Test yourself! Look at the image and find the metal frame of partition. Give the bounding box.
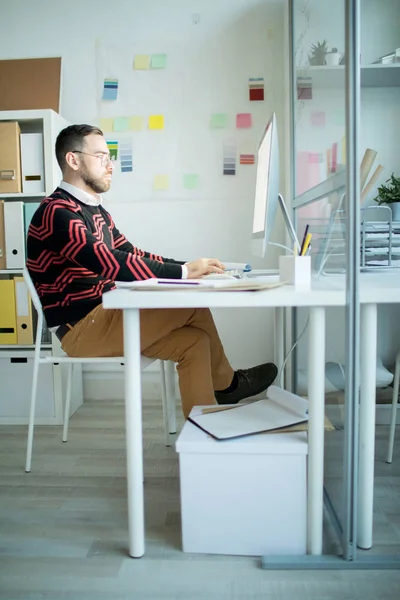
[262,0,400,570]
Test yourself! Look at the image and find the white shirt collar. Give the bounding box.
[59,181,102,207]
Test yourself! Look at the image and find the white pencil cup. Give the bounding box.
[279,255,311,288]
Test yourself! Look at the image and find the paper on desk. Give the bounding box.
[115,278,286,292]
[188,386,309,440]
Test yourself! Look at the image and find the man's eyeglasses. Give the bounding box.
[72,150,113,167]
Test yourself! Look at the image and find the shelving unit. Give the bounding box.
[0,109,83,425]
[296,63,400,88]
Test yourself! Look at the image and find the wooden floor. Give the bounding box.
[0,397,399,599]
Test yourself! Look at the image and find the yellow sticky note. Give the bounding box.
[134,54,150,69]
[153,175,169,190]
[99,118,114,133]
[129,116,144,131]
[149,115,164,130]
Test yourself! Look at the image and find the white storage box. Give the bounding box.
[176,406,308,556]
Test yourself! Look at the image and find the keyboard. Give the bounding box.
[203,273,237,280]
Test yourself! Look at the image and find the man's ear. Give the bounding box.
[65,151,80,171]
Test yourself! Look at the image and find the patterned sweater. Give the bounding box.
[27,188,184,327]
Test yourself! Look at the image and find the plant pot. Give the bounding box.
[325,52,342,66]
[391,203,400,221]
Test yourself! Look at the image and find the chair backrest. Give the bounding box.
[23,267,44,319]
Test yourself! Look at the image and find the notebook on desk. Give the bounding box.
[115,277,285,292]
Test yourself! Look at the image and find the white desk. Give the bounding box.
[102,272,400,557]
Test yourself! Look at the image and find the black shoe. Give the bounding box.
[215,362,278,405]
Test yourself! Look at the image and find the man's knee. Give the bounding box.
[177,326,210,360]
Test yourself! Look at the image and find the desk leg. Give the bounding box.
[123,308,145,558]
[307,306,325,555]
[274,307,284,386]
[357,303,377,550]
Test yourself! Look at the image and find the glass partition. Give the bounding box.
[290,0,400,564]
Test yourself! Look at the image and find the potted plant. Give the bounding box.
[325,47,343,66]
[374,173,400,221]
[308,40,328,66]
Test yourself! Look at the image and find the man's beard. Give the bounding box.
[80,163,111,194]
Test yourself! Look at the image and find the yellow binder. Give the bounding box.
[14,276,33,345]
[0,279,17,344]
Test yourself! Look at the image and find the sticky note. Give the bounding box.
[129,116,144,131]
[113,117,130,132]
[210,113,227,129]
[223,141,236,175]
[119,140,133,173]
[134,55,150,69]
[248,78,264,102]
[154,175,169,190]
[99,118,114,133]
[236,113,252,128]
[149,115,164,130]
[102,78,118,101]
[183,174,199,189]
[239,154,255,165]
[106,141,118,161]
[151,54,167,69]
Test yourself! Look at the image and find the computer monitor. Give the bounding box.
[251,113,299,258]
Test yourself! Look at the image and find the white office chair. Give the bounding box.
[387,350,400,463]
[23,268,177,472]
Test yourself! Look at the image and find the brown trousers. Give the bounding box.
[61,304,234,418]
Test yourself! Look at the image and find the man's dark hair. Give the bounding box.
[55,124,103,171]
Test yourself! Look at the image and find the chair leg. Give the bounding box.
[62,363,74,443]
[159,360,171,447]
[165,361,176,434]
[387,352,400,463]
[25,357,41,472]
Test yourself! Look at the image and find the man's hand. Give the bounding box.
[185,258,225,279]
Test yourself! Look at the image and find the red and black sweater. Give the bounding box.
[27,189,184,327]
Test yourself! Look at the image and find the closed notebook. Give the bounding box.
[188,386,309,440]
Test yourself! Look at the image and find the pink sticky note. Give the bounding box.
[310,111,326,128]
[236,113,252,129]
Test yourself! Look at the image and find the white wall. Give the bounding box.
[0,0,288,370]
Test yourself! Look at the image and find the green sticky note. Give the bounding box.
[151,54,167,69]
[210,113,227,129]
[183,174,199,190]
[113,117,129,132]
